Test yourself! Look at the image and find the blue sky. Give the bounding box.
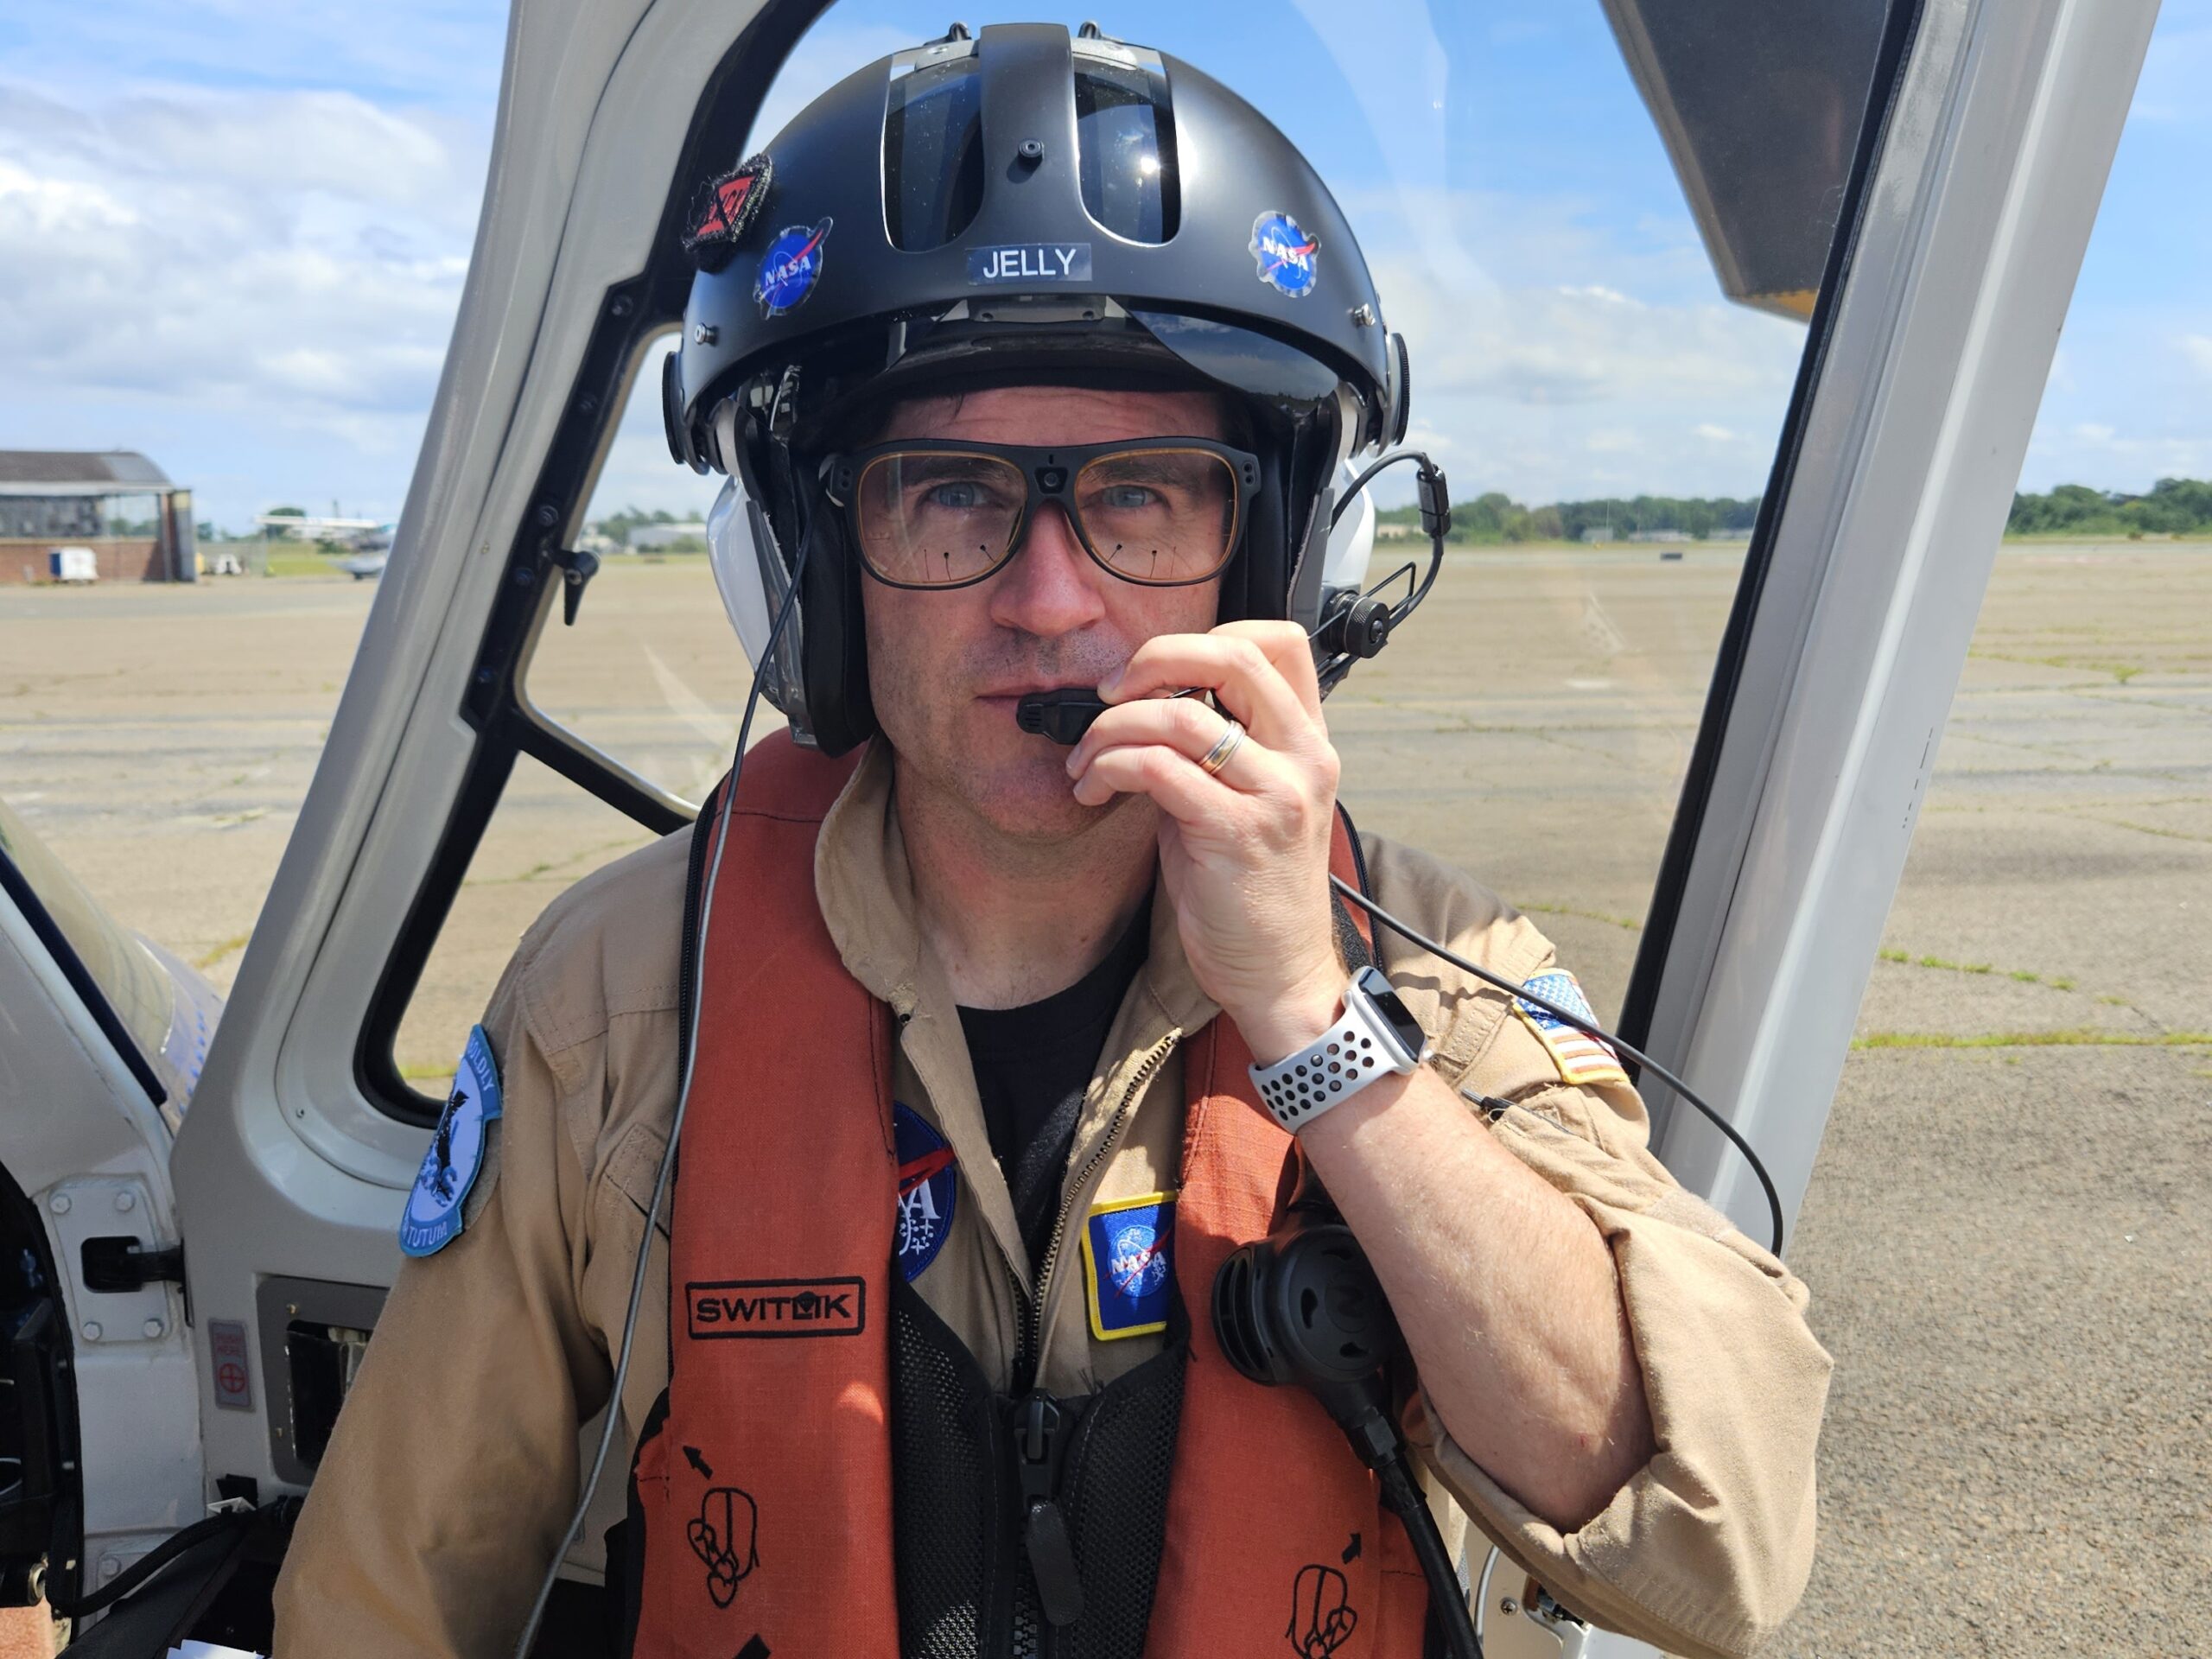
[2,0,2204,529]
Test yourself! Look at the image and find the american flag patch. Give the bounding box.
[1513,970,1629,1086]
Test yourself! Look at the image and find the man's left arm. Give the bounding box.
[1071,620,1831,1659]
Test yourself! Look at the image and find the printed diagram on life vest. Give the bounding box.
[682,1445,760,1610]
[1287,1563,1357,1657]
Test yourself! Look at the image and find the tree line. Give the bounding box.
[1376,477,2212,544]
[1376,493,1762,544]
[2005,478,2212,537]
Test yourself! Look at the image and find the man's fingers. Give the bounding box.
[1104,624,1318,741]
[1066,695,1268,785]
[1071,742,1230,818]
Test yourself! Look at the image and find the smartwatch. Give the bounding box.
[1249,966,1433,1132]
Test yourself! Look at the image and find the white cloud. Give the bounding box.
[1351,191,1806,501]
[0,77,485,522]
[2180,334,2212,378]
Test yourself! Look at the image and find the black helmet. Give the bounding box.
[666,21,1413,754]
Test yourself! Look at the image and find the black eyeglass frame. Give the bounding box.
[818,436,1264,591]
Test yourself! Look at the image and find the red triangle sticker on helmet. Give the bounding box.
[683,153,773,272]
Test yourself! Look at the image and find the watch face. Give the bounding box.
[1356,966,1427,1058]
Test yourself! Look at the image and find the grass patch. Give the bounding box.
[1967,650,2151,684]
[1519,900,1643,932]
[2086,817,2212,847]
[399,1064,456,1084]
[1879,947,2079,992]
[263,550,340,578]
[1855,1029,2212,1051]
[468,835,649,887]
[192,932,250,971]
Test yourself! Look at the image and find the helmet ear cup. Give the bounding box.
[791,479,878,757]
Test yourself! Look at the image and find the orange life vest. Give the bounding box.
[623,732,1430,1656]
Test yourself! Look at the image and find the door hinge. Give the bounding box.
[80,1236,185,1293]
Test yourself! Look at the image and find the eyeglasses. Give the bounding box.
[820,437,1262,590]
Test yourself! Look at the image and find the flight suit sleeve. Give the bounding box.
[271,944,615,1659]
[1360,836,1833,1659]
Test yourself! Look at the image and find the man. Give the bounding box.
[276,24,1828,1658]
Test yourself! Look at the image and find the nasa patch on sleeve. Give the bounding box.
[398,1024,504,1258]
[1081,1192,1177,1341]
[893,1103,958,1281]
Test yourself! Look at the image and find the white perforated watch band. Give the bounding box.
[1249,974,1422,1132]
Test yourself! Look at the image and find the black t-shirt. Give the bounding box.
[957,893,1154,1272]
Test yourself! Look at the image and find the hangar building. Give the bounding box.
[0,451,198,585]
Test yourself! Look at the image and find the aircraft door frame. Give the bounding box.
[150,0,2164,1648]
[1615,0,2161,1249]
[170,0,816,1511]
[0,874,200,1612]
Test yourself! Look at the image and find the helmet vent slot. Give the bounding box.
[1073,56,1178,244]
[885,55,987,251]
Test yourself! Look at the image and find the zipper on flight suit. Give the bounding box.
[999,1033,1178,1654]
[1007,1032,1179,1392]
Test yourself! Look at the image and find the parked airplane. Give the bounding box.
[0,1,2160,1655]
[251,516,397,554]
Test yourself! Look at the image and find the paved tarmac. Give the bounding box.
[0,543,2205,1655]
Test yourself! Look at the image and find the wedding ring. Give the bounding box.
[1198,719,1247,777]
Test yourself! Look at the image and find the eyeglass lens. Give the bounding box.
[854,448,1239,587]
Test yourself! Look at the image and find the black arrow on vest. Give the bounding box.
[734,1639,769,1659]
[684,1445,715,1480]
[1341,1532,1362,1565]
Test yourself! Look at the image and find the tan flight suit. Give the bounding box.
[274,741,1832,1659]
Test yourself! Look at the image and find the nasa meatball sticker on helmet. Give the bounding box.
[398,1024,504,1258]
[753,217,833,318]
[681,151,772,273]
[893,1103,957,1281]
[1250,210,1320,298]
[1081,1191,1178,1340]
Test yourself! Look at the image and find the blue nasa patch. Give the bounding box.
[1249,211,1319,298]
[1081,1192,1177,1340]
[754,217,832,317]
[399,1024,503,1258]
[893,1103,958,1281]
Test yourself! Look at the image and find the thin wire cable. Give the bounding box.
[512,538,812,1659]
[1332,450,1423,529]
[1331,876,1785,1255]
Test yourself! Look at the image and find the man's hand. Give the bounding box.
[1065,620,1344,1060]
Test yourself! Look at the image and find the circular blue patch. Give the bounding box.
[893,1103,958,1281]
[1106,1221,1168,1300]
[399,1025,504,1258]
[1249,211,1319,298]
[754,217,832,317]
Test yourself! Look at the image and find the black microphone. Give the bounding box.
[1014,685,1209,746]
[1014,688,1110,745]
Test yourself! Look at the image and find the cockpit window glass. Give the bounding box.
[0,795,174,1075]
[752,0,1872,1018]
[521,334,764,810]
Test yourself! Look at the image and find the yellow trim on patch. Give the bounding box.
[1080,1189,1178,1343]
[1514,1005,1630,1087]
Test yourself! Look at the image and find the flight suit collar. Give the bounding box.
[812,739,1218,1350]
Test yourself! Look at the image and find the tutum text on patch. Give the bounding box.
[686,1277,867,1339]
[966,242,1094,283]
